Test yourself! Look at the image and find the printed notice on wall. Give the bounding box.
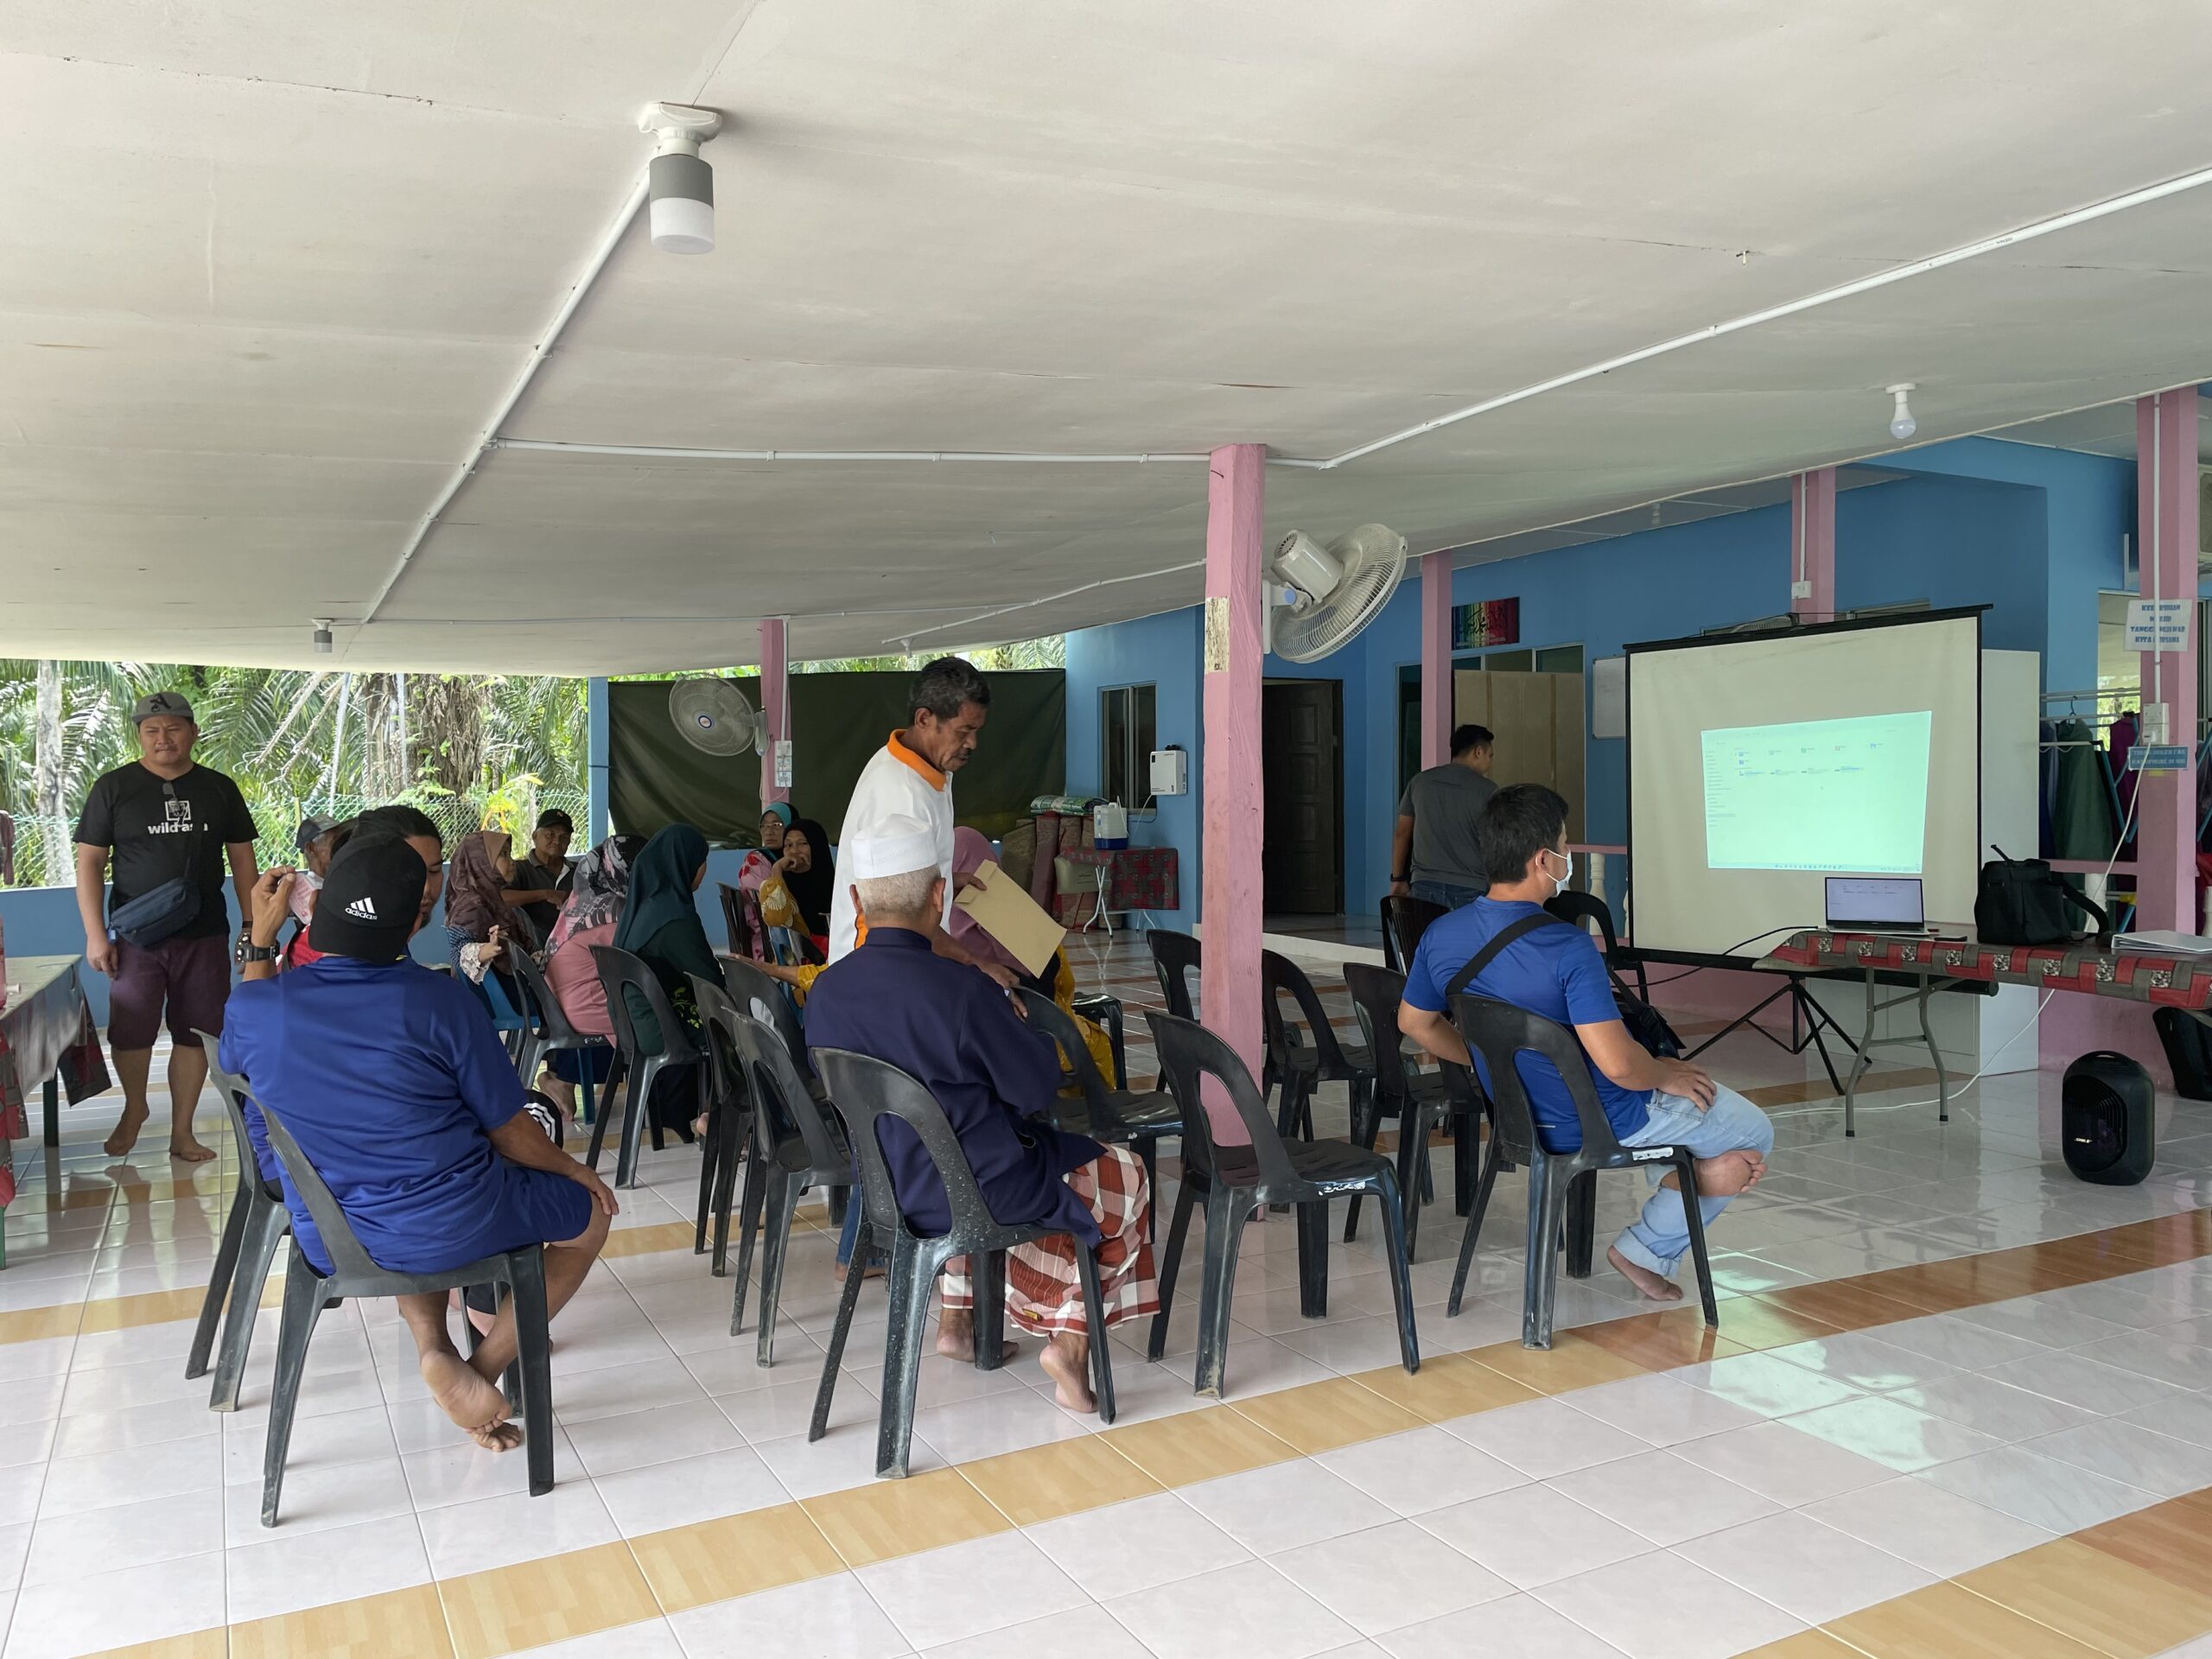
[1205,595,1230,673]
[772,740,793,790]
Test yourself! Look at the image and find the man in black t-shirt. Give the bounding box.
[73,691,260,1161]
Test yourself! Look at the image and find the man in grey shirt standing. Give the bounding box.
[1390,724,1497,910]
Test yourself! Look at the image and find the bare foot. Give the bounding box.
[934,1313,1017,1363]
[467,1421,525,1453]
[168,1134,217,1164]
[835,1262,886,1283]
[421,1349,512,1439]
[1608,1244,1684,1303]
[1039,1333,1096,1413]
[537,1076,577,1121]
[1692,1149,1766,1198]
[103,1105,149,1157]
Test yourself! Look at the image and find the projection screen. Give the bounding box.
[1627,611,1982,962]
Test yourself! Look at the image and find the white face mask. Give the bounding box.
[1540,848,1571,899]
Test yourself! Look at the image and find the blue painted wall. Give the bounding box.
[1061,435,2139,928]
[1065,607,1203,927]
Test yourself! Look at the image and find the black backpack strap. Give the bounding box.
[1443,911,1570,1002]
[2057,882,2113,945]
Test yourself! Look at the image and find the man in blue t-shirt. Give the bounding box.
[1400,784,1772,1303]
[222,834,615,1455]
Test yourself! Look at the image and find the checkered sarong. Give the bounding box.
[941,1144,1160,1337]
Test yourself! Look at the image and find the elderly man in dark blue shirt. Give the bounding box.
[804,821,1156,1413]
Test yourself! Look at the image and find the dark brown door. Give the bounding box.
[1262,678,1343,914]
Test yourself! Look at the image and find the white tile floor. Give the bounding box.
[1,936,2211,1656]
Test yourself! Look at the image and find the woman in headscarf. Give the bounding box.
[731,803,798,960]
[613,822,718,1140]
[444,830,537,1036]
[946,827,1116,1084]
[537,833,644,1117]
[757,817,835,957]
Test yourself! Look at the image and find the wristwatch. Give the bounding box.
[235,933,279,966]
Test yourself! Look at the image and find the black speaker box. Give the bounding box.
[2061,1050,2155,1185]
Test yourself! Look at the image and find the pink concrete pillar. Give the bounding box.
[1201,443,1268,1110]
[1421,550,1452,768]
[1789,467,1837,620]
[759,615,790,810]
[2134,389,2200,932]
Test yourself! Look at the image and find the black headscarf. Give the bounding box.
[780,817,836,935]
[613,823,709,953]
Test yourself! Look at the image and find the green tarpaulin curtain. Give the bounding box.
[607,671,1066,848]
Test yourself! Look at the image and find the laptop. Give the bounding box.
[1825,875,1927,935]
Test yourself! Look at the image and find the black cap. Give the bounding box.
[308,834,427,963]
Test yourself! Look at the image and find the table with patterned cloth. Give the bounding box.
[1761,929,2212,1135]
[0,956,96,1264]
[1052,847,1180,929]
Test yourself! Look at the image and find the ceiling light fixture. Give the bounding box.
[311,619,334,654]
[1887,383,1918,442]
[640,103,723,255]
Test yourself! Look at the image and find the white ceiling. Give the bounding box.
[7,1,2212,671]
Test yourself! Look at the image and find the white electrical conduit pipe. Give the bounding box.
[354,177,650,635]
[365,157,2212,639]
[493,439,1208,464]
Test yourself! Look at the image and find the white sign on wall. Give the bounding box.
[2126,599,2190,651]
[773,740,793,790]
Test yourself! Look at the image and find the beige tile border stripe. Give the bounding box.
[72,1205,2212,1658]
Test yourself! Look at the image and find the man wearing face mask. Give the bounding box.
[1397,784,1770,1305]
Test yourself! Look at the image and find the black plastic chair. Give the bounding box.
[1013,988,1180,1230]
[1546,890,1649,1002]
[1144,1010,1419,1397]
[720,954,850,1230]
[719,955,809,1072]
[506,939,609,1126]
[705,992,855,1365]
[586,944,702,1189]
[1148,928,1200,1020]
[1382,894,1448,976]
[1341,964,1484,1260]
[185,1033,290,1412]
[686,976,754,1272]
[253,1093,555,1524]
[1260,951,1375,1145]
[1070,990,1129,1089]
[808,1046,1117,1477]
[1446,992,1717,1348]
[717,881,752,957]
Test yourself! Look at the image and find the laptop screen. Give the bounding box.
[1826,875,1925,929]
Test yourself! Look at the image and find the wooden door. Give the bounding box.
[1262,679,1343,913]
[1452,669,1586,841]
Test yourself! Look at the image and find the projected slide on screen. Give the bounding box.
[1700,711,1934,873]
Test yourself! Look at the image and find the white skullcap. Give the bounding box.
[846,820,942,881]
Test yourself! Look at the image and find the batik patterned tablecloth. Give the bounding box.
[1767,931,2212,1010]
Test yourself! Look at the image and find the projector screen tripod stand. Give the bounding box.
[1674,969,1855,1096]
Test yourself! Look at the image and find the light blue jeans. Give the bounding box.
[1612,1084,1773,1277]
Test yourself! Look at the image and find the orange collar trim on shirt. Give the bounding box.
[886,730,946,791]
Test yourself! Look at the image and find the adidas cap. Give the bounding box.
[308,832,428,963]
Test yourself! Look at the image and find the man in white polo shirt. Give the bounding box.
[828,657,1015,986]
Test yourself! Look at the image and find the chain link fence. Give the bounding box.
[3,786,589,889]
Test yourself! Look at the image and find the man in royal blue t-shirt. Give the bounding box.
[1399,784,1772,1303]
[222,833,614,1454]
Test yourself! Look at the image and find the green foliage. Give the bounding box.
[0,661,588,887]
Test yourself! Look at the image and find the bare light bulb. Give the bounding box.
[1887,383,1917,442]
